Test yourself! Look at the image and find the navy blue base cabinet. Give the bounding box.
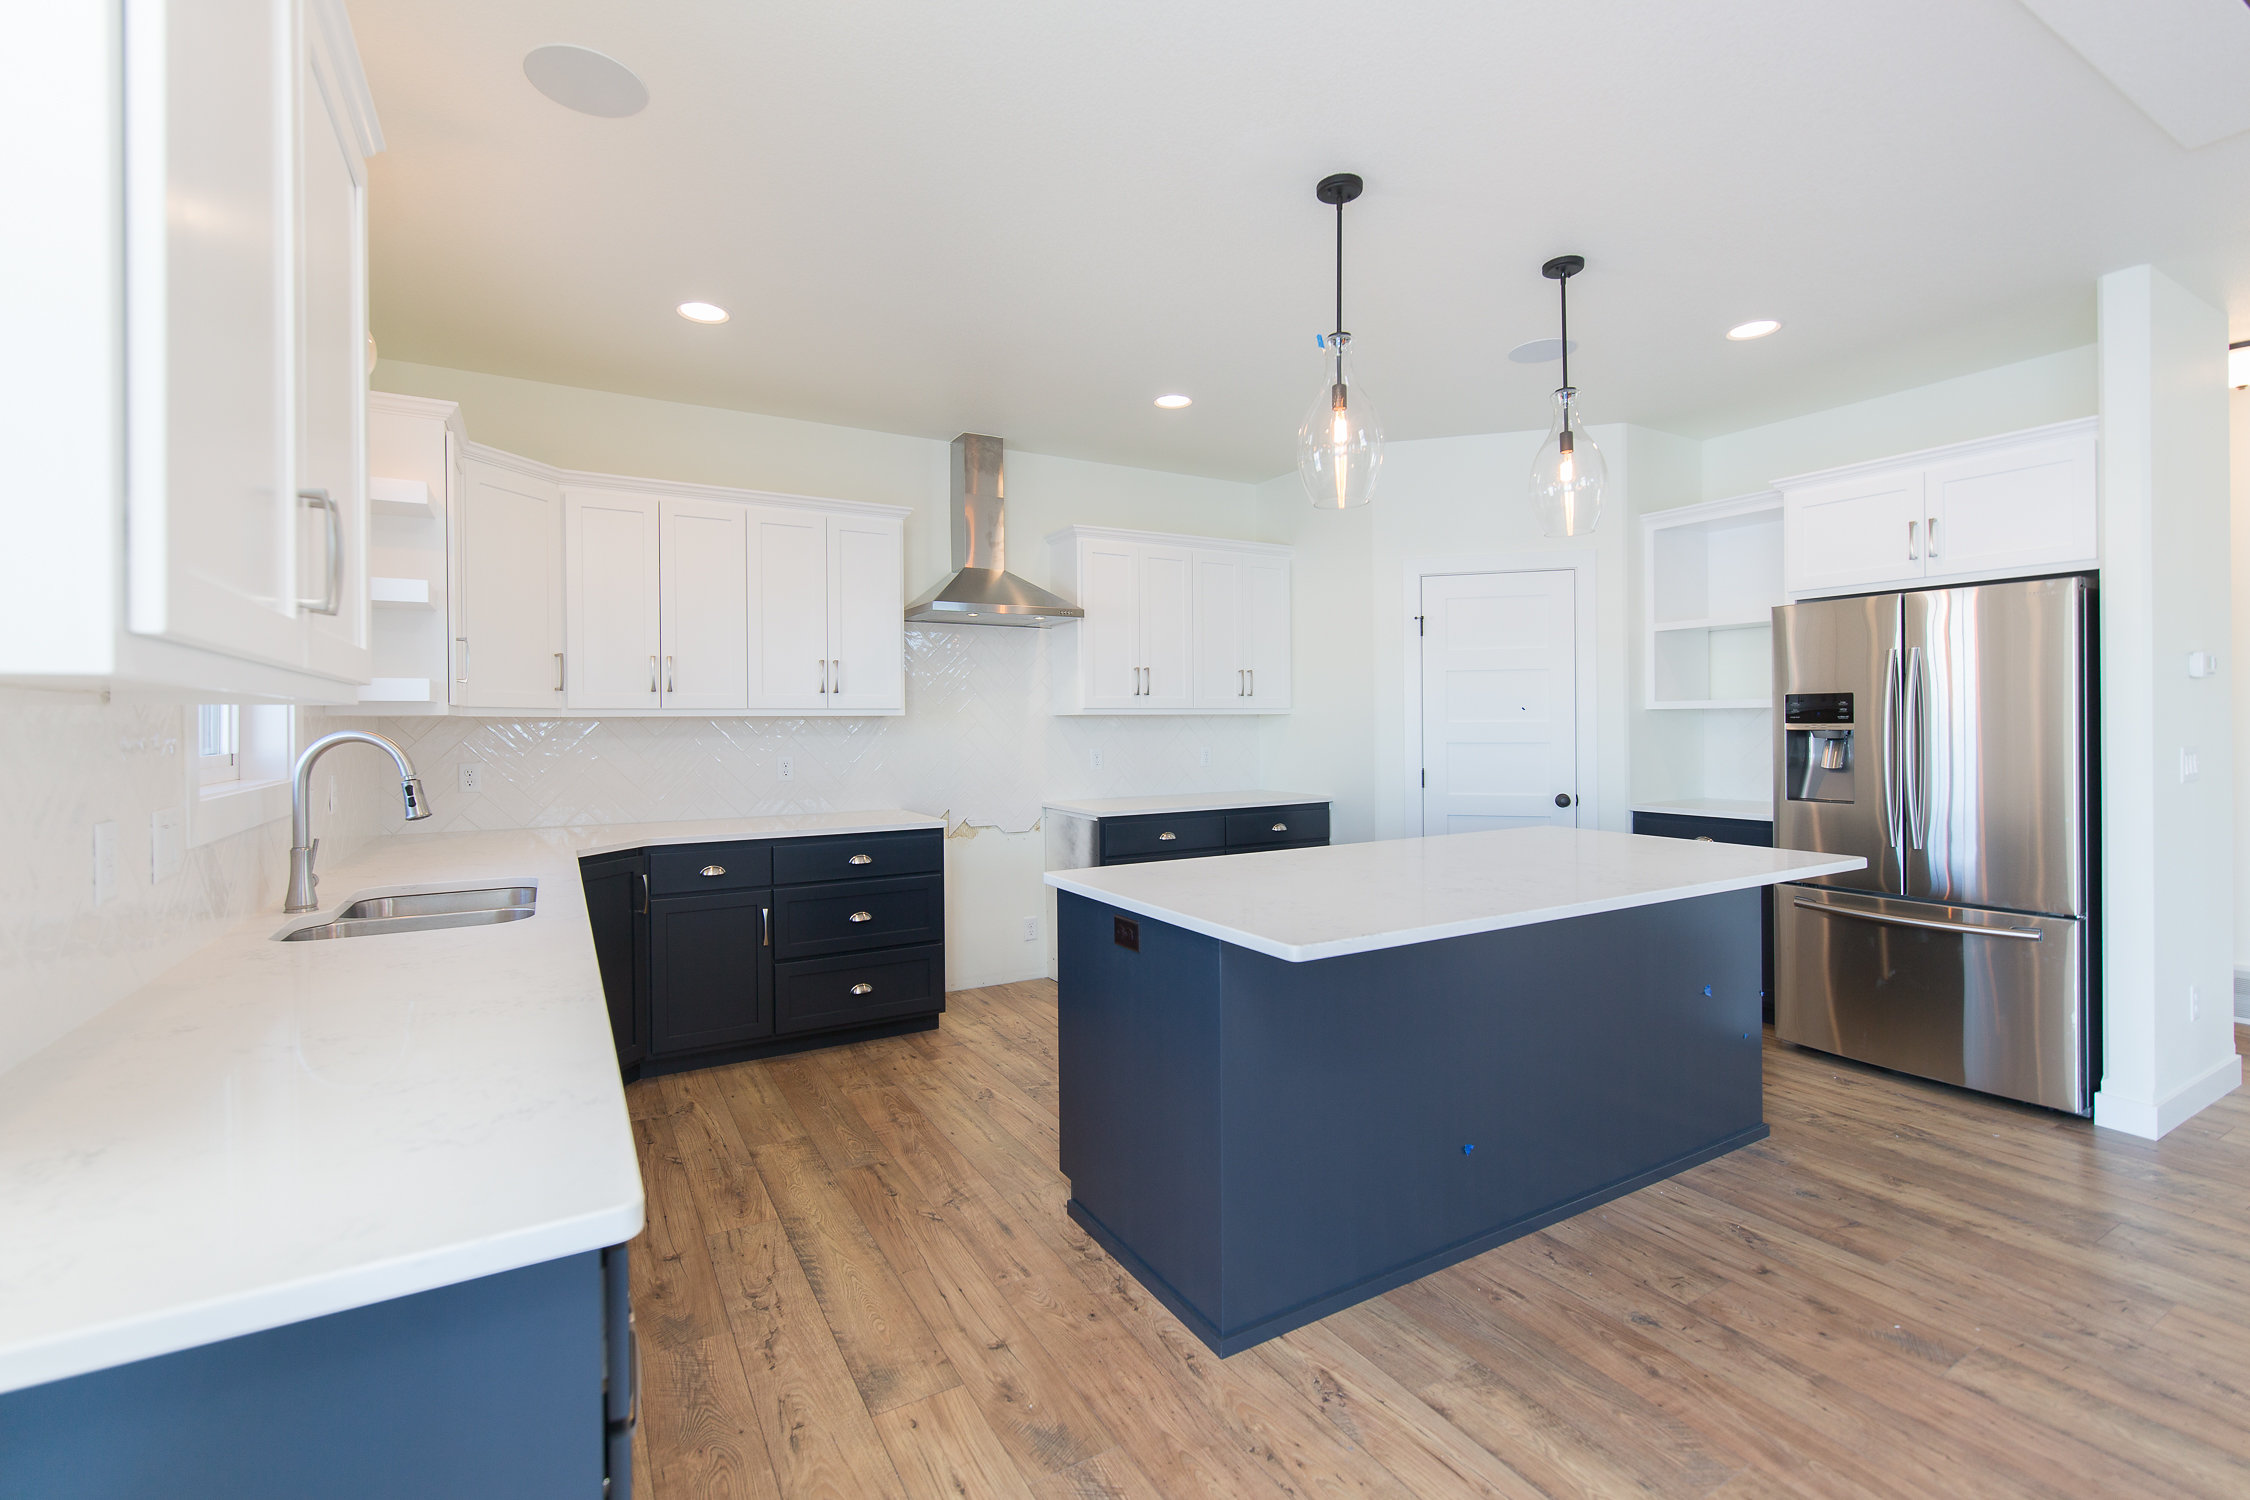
[0,1248,632,1500]
[1632,810,1776,1021]
[1056,888,1767,1356]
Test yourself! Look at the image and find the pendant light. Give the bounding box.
[1297,173,1384,510]
[1528,254,1606,536]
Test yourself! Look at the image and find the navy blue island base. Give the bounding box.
[1056,886,1767,1356]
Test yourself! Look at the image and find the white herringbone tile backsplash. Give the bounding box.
[369,627,1265,836]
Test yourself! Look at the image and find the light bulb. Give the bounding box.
[1298,334,1383,510]
[1529,388,1605,537]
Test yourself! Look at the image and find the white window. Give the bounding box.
[186,704,297,847]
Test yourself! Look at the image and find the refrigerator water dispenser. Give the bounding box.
[1786,729,1855,802]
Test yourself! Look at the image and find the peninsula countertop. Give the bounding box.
[0,810,941,1396]
[1045,824,1863,963]
[1042,790,1330,819]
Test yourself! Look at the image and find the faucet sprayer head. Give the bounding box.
[401,777,431,821]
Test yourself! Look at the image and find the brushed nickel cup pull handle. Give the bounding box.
[1271,822,1287,832]
[1695,835,1715,842]
[848,854,873,865]
[1157,831,1177,841]
[700,865,726,877]
[849,910,874,922]
[850,982,874,995]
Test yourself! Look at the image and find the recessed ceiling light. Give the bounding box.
[1154,394,1192,409]
[523,44,649,118]
[676,301,730,324]
[1727,319,1782,341]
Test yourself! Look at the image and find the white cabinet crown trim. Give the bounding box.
[1046,523,1291,556]
[1768,416,2096,491]
[459,442,911,519]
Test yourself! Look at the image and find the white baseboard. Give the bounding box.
[946,960,1049,993]
[2235,966,2250,1023]
[2094,1050,2244,1139]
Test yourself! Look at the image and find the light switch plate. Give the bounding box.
[150,808,184,882]
[92,821,118,907]
[2181,747,2201,782]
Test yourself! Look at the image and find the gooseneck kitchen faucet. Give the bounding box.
[284,731,432,913]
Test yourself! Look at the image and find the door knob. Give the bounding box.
[1554,793,1573,808]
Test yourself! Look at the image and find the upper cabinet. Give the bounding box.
[0,0,381,700]
[455,453,565,711]
[1049,527,1293,715]
[1780,420,2097,599]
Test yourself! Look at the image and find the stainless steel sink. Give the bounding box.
[278,886,537,941]
[338,886,538,920]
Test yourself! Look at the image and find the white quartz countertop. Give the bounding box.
[0,810,940,1396]
[1042,791,1330,819]
[1630,799,1775,822]
[1045,825,1862,963]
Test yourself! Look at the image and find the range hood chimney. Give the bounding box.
[905,434,1085,627]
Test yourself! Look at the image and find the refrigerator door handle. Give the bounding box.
[1791,895,2042,941]
[1881,645,1904,856]
[1904,644,1929,851]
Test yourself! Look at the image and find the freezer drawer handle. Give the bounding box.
[850,982,874,995]
[848,854,873,865]
[849,910,874,922]
[1791,896,2041,941]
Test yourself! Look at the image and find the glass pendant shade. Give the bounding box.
[1297,335,1384,510]
[1529,387,1605,537]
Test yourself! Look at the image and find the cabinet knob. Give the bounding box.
[700,865,726,877]
[850,982,874,995]
[849,910,874,922]
[1271,822,1287,832]
[848,854,873,865]
[1158,831,1177,841]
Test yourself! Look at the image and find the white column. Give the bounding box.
[2093,264,2242,1137]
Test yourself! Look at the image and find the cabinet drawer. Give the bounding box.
[774,829,941,886]
[1632,812,1774,847]
[1100,813,1225,861]
[649,841,773,896]
[1224,804,1329,850]
[772,873,944,961]
[775,944,945,1035]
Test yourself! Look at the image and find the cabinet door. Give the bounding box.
[1240,554,1293,710]
[1075,536,1141,709]
[294,31,371,683]
[746,506,830,709]
[565,489,661,710]
[1191,551,1246,708]
[579,855,648,1070]
[826,513,904,712]
[649,890,773,1055]
[1784,472,1926,596]
[659,498,749,710]
[123,0,299,669]
[454,460,564,709]
[1137,545,1194,708]
[1922,432,2096,581]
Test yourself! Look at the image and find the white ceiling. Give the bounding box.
[350,0,2250,481]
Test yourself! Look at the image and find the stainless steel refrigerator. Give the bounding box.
[1772,575,2094,1115]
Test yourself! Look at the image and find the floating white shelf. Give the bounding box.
[369,476,436,519]
[1647,698,1771,711]
[357,677,432,703]
[1650,610,1777,634]
[1643,493,1783,712]
[369,576,433,608]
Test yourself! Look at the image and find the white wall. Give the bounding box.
[2094,265,2240,1138]
[2235,383,2250,1016]
[367,362,1274,989]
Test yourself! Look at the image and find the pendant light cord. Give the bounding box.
[1333,198,1346,385]
[1557,273,1569,393]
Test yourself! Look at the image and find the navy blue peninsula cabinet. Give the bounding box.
[1046,825,1860,1356]
[583,822,946,1080]
[1042,792,1332,872]
[1631,800,1778,1021]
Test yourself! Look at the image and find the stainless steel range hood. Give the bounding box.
[905,434,1085,627]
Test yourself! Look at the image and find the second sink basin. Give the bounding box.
[338,886,538,920]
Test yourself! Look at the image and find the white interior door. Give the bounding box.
[746,505,830,709]
[1137,545,1194,708]
[566,490,661,709]
[1420,571,1579,835]
[1191,551,1245,707]
[453,461,562,709]
[1077,538,1141,709]
[826,514,904,712]
[659,498,748,710]
[1240,555,1293,710]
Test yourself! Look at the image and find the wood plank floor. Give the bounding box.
[625,983,2250,1499]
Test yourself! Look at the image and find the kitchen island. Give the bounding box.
[1045,824,1862,1356]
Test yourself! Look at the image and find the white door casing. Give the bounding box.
[453,459,563,709]
[826,513,904,712]
[1419,570,1580,836]
[658,498,749,710]
[747,505,829,709]
[565,490,661,710]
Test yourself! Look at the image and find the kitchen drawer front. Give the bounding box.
[775,944,945,1035]
[1224,804,1330,850]
[649,841,774,896]
[772,873,944,961]
[773,828,942,886]
[1100,812,1225,861]
[1631,811,1773,848]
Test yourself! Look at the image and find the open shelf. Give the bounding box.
[356,677,432,703]
[369,476,436,519]
[1647,698,1772,711]
[369,576,433,608]
[1651,609,1775,634]
[1644,493,1783,714]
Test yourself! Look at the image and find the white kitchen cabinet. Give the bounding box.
[1780,419,2098,600]
[826,514,906,712]
[0,0,380,701]
[453,454,565,710]
[747,506,832,710]
[1050,527,1294,714]
[565,489,661,710]
[660,499,750,711]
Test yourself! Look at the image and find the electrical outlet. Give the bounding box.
[1023,915,1039,943]
[92,821,118,907]
[2181,747,2201,782]
[458,763,484,794]
[1089,749,1103,770]
[779,756,794,781]
[1199,748,1210,767]
[150,808,183,883]
[2189,985,2202,1022]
